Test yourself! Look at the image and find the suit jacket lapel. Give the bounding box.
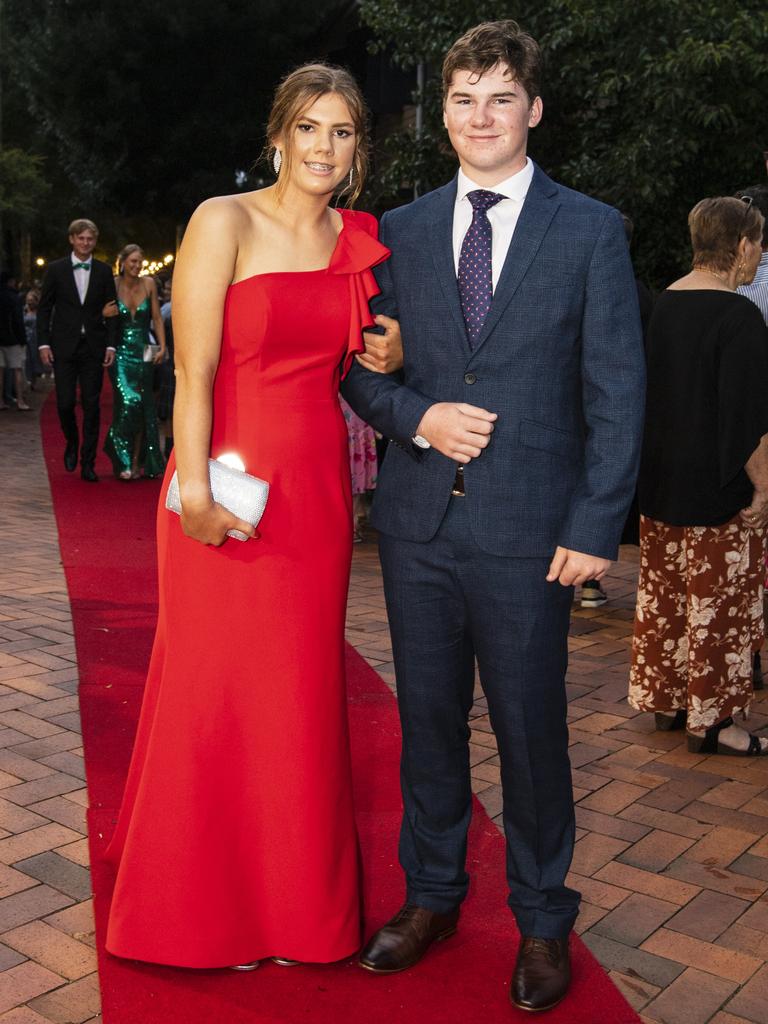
[65,260,82,304]
[427,179,471,353]
[470,164,560,356]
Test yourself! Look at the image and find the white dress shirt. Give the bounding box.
[71,251,92,304]
[452,158,534,291]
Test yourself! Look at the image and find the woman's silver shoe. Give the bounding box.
[272,958,301,966]
[229,961,260,971]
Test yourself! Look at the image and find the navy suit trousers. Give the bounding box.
[379,497,581,939]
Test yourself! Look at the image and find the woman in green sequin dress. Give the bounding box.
[103,245,167,479]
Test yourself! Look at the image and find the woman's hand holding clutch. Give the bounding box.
[180,500,257,546]
[168,459,268,543]
[358,314,403,374]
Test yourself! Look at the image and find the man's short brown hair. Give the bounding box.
[442,20,542,104]
[689,196,764,274]
[67,218,98,237]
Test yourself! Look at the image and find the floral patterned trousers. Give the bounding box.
[629,515,765,731]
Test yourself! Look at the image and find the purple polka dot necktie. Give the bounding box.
[458,189,504,347]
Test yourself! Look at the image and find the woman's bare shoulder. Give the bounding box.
[189,193,252,228]
[186,191,274,246]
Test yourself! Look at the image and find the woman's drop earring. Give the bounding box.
[273,150,282,175]
[348,168,354,190]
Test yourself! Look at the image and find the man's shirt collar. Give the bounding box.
[456,157,534,205]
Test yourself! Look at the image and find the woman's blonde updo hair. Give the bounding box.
[265,63,369,207]
[116,243,144,276]
[689,197,764,274]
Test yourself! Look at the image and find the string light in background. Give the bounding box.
[33,255,174,275]
[140,254,175,276]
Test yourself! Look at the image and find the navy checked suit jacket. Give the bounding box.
[341,164,646,560]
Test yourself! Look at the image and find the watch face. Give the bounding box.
[412,435,430,448]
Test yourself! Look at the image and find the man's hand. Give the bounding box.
[103,349,116,368]
[415,403,497,464]
[357,315,403,374]
[741,490,768,528]
[39,346,54,368]
[547,546,611,587]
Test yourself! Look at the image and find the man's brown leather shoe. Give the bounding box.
[359,903,459,974]
[511,937,570,1012]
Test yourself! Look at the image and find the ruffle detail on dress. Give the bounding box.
[329,210,391,380]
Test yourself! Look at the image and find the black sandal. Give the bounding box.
[655,709,687,732]
[687,716,768,756]
[754,652,764,692]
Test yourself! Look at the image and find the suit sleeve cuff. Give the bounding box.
[399,396,435,446]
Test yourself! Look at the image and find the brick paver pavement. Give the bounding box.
[0,385,101,1024]
[4,392,768,1023]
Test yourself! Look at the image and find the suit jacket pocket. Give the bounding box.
[519,418,581,459]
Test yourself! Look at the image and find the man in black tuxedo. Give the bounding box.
[37,218,118,481]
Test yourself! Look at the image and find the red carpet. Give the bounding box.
[41,394,640,1023]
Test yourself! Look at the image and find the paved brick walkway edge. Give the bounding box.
[0,385,101,1023]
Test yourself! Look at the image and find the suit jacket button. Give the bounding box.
[464,372,477,385]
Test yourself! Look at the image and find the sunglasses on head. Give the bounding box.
[738,193,755,234]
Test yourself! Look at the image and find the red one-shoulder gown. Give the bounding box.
[104,210,389,967]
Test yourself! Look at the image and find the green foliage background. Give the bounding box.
[0,149,49,221]
[359,0,768,286]
[3,0,767,284]
[4,0,345,258]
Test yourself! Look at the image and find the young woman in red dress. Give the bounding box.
[104,64,400,969]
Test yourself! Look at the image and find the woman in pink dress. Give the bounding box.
[339,395,377,540]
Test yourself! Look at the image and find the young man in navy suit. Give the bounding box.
[342,20,645,1012]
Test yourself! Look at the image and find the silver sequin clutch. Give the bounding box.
[165,459,269,542]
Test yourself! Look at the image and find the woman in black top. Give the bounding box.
[630,196,768,755]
